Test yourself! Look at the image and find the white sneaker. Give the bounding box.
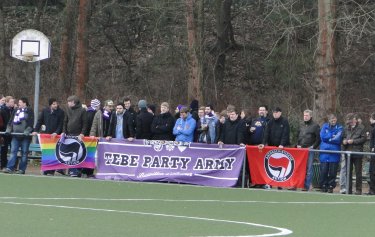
[340,189,346,194]
[264,184,271,190]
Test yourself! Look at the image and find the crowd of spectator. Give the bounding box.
[0,94,374,195]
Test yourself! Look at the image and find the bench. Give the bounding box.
[12,143,42,160]
[28,143,42,160]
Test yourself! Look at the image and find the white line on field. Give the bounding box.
[0,200,292,237]
[0,197,374,204]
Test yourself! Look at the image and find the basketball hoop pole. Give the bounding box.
[34,61,40,128]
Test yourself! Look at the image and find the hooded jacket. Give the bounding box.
[173,113,196,142]
[319,122,343,163]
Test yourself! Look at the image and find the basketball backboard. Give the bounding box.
[10,29,51,62]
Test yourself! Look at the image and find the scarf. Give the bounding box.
[87,106,96,112]
[13,108,27,125]
[103,109,111,120]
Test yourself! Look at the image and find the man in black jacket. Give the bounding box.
[123,97,136,138]
[296,109,321,191]
[151,102,175,140]
[260,107,290,148]
[218,107,246,187]
[33,98,64,136]
[32,98,65,175]
[107,103,134,140]
[218,108,246,146]
[135,100,154,140]
[0,96,15,169]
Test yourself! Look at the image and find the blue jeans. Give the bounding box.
[304,151,315,190]
[7,137,31,172]
[319,162,339,189]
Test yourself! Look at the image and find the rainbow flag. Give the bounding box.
[38,134,97,171]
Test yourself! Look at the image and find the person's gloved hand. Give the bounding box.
[4,129,11,135]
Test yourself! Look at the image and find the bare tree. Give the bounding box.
[33,0,46,30]
[58,0,78,97]
[0,1,6,93]
[314,0,337,122]
[213,0,233,103]
[186,0,203,104]
[75,0,90,100]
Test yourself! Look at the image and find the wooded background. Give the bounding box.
[1,0,375,132]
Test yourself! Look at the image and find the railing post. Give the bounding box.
[242,150,246,188]
[346,153,351,195]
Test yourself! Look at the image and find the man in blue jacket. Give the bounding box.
[173,107,196,142]
[319,114,343,193]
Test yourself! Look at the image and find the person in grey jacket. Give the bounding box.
[341,113,366,195]
[90,100,114,138]
[3,97,34,174]
[296,109,321,191]
[62,95,87,177]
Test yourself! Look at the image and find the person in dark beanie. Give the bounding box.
[135,100,154,139]
[151,102,175,140]
[32,98,65,175]
[259,107,290,148]
[190,99,199,122]
[3,97,34,174]
[147,104,156,116]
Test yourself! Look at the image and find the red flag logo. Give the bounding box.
[246,146,308,188]
[264,150,294,182]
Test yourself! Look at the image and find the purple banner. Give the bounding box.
[96,138,245,187]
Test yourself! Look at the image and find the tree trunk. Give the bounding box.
[58,0,77,97]
[34,0,45,30]
[186,0,203,104]
[75,0,90,100]
[213,0,232,104]
[315,0,337,123]
[0,2,6,93]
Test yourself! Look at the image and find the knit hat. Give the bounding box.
[147,104,156,114]
[176,104,184,111]
[90,99,101,109]
[190,99,199,111]
[138,100,147,109]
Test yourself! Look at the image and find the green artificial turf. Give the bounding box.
[0,174,374,237]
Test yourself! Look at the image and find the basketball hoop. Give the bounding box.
[22,52,35,62]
